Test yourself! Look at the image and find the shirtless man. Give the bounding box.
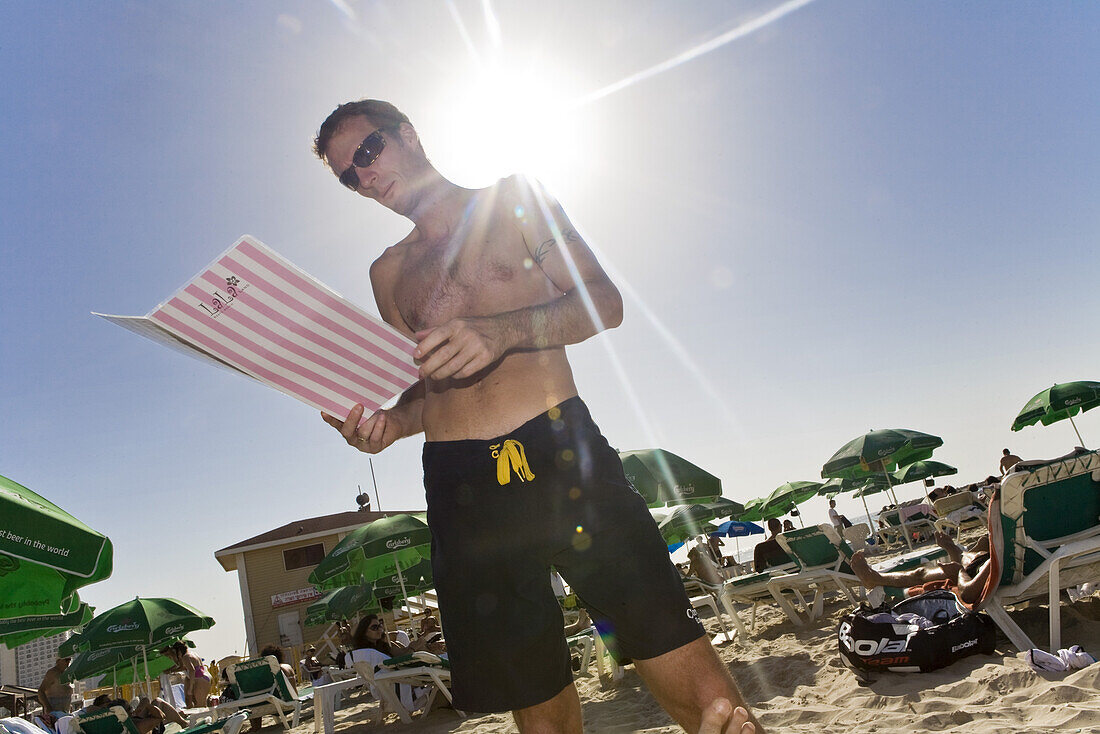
[1000,448,1022,476]
[849,531,993,605]
[314,99,759,734]
[36,657,73,727]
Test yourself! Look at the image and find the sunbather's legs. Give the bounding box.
[511,682,582,734]
[956,555,993,606]
[634,636,759,734]
[152,699,187,727]
[849,551,949,590]
[934,531,965,564]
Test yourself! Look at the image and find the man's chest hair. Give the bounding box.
[394,225,532,330]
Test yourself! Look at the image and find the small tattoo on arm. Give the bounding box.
[534,229,580,264]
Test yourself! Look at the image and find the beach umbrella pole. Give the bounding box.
[882,469,915,551]
[858,492,872,538]
[142,647,151,699]
[392,552,411,631]
[1069,415,1086,448]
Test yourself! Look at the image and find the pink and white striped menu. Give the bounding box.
[95,235,420,420]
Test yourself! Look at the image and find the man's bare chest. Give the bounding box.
[394,228,544,332]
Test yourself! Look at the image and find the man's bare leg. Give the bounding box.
[850,551,948,591]
[634,636,760,734]
[511,682,582,734]
[934,531,965,564]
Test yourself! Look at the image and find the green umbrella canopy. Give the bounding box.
[892,460,958,485]
[370,558,434,600]
[60,598,213,654]
[1012,381,1100,435]
[735,497,768,522]
[309,514,431,591]
[760,481,823,517]
[0,474,113,621]
[304,584,378,628]
[657,504,720,545]
[62,639,193,683]
[618,449,722,507]
[97,653,178,686]
[0,596,92,650]
[821,429,943,480]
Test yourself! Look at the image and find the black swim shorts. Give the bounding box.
[423,397,705,713]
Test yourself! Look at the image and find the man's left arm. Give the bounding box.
[415,184,622,381]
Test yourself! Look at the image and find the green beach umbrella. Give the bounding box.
[657,504,719,545]
[1012,380,1100,446]
[696,496,743,519]
[370,558,434,600]
[60,597,214,654]
[0,474,113,622]
[892,460,958,503]
[98,653,178,687]
[66,639,195,688]
[618,449,723,507]
[821,429,943,479]
[735,497,769,522]
[760,481,824,526]
[310,514,433,629]
[0,595,93,649]
[822,429,943,550]
[309,514,431,591]
[892,460,957,485]
[304,584,378,628]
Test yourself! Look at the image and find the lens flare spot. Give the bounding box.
[524,257,534,270]
[561,449,575,463]
[569,486,581,500]
[514,205,525,218]
[572,529,592,552]
[548,407,561,420]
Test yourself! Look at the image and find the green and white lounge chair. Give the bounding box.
[979,450,1100,652]
[346,655,458,726]
[768,525,862,624]
[74,707,250,734]
[716,560,801,635]
[210,656,302,730]
[73,708,140,734]
[313,653,460,732]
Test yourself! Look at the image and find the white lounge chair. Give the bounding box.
[979,450,1100,652]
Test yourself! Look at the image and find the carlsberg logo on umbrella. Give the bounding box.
[386,537,412,550]
[107,622,139,633]
[164,623,185,635]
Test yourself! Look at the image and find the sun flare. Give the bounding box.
[428,62,592,188]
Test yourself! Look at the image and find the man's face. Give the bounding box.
[324,116,422,215]
[57,657,71,671]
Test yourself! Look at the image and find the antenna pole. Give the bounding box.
[370,457,381,511]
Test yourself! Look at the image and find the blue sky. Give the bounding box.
[3,1,1099,659]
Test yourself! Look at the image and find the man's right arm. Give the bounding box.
[320,248,425,453]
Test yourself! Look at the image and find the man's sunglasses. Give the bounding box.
[338,129,386,191]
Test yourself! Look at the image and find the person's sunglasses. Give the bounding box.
[339,129,386,191]
[368,623,384,631]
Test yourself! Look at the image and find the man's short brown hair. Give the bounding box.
[312,99,412,165]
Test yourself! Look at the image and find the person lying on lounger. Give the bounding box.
[849,531,992,605]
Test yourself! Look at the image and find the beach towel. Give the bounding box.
[1025,645,1096,673]
[838,590,996,675]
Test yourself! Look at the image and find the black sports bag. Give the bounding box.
[837,589,996,674]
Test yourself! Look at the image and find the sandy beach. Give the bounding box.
[281,591,1100,734]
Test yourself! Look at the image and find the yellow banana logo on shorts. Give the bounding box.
[491,439,536,485]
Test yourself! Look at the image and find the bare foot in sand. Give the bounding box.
[699,698,757,734]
